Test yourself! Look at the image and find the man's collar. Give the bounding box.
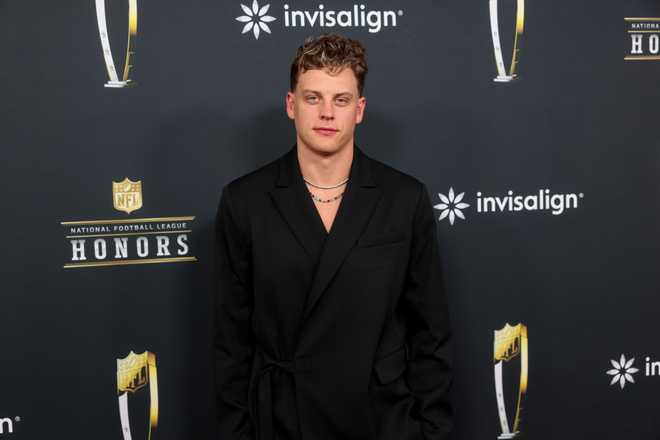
[275,143,376,188]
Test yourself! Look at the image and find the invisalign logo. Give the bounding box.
[477,189,584,216]
[434,187,585,225]
[237,2,404,39]
[0,416,20,435]
[284,4,403,33]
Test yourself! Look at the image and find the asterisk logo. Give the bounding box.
[236,0,276,40]
[434,188,469,225]
[606,354,639,389]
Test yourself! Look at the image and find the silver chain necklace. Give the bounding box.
[303,176,349,189]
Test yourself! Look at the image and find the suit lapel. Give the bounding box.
[301,145,382,324]
[268,145,326,261]
[267,144,382,327]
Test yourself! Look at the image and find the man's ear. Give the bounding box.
[355,96,367,124]
[286,91,295,120]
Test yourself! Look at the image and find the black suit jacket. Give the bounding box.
[214,144,452,440]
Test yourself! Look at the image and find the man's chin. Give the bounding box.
[301,140,350,157]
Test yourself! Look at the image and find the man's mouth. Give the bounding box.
[313,128,339,136]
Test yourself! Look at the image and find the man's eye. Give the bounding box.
[305,96,318,103]
[336,98,349,105]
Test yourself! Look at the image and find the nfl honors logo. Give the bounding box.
[61,178,196,269]
[625,18,660,61]
[113,178,143,214]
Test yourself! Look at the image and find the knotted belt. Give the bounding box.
[252,348,312,440]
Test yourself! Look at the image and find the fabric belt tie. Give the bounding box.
[254,351,299,440]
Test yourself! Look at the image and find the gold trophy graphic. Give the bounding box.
[489,0,524,82]
[95,0,138,87]
[117,351,159,440]
[493,323,528,439]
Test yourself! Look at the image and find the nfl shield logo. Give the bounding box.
[113,178,142,214]
[117,350,149,394]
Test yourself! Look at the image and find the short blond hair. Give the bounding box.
[290,33,368,96]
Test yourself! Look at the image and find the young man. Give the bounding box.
[214,34,452,440]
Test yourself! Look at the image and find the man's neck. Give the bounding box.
[296,141,354,187]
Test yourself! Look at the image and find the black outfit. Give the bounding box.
[214,144,452,440]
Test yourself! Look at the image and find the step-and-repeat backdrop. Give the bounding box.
[1,0,658,439]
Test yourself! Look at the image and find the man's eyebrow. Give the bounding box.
[301,90,354,98]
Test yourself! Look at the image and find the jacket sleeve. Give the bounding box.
[403,182,453,440]
[214,183,255,440]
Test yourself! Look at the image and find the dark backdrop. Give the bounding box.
[1,0,658,438]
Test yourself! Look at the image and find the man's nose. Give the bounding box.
[320,100,334,120]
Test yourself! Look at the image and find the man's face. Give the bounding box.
[286,67,366,155]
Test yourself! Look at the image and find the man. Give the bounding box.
[214,33,452,440]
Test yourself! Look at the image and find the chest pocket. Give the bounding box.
[357,231,406,248]
[347,231,407,267]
